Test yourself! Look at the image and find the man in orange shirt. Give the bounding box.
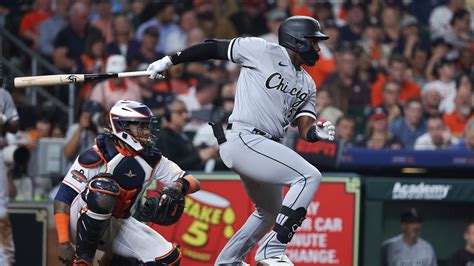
[20,0,52,48]
[443,87,473,138]
[371,54,421,107]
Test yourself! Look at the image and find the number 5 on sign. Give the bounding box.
[182,221,209,247]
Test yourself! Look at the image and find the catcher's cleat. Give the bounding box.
[256,254,294,266]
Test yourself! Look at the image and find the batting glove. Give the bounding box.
[315,119,336,141]
[147,56,173,79]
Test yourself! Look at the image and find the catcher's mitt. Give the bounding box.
[140,186,185,226]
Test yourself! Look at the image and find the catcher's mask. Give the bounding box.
[109,100,159,152]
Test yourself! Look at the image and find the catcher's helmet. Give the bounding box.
[109,100,155,151]
[278,16,329,66]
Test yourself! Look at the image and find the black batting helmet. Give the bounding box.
[278,16,329,66]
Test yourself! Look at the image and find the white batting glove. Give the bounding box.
[147,56,173,79]
[315,119,336,141]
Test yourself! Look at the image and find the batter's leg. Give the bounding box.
[215,177,282,265]
[0,156,14,266]
[221,132,322,262]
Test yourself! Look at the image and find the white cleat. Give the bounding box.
[256,255,294,266]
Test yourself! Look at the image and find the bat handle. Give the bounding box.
[118,71,152,78]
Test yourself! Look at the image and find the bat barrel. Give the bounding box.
[14,74,85,88]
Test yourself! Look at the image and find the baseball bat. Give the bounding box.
[14,71,153,88]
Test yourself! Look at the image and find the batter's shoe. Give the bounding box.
[256,255,294,266]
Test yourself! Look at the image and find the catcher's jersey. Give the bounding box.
[61,136,185,216]
[227,37,317,139]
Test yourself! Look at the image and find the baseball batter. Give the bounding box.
[148,16,335,265]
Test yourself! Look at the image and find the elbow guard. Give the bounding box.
[306,125,320,143]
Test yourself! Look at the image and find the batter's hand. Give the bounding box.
[147,56,173,79]
[315,119,336,141]
[58,242,75,264]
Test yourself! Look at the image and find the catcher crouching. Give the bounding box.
[53,100,199,266]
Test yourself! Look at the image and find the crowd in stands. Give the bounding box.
[1,0,474,173]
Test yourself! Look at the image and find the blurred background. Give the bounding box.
[0,0,473,265]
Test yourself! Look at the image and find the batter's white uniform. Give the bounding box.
[63,152,185,262]
[216,37,322,264]
[0,89,19,265]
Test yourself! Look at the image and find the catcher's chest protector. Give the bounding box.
[91,134,161,218]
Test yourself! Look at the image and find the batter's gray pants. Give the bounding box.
[215,124,321,265]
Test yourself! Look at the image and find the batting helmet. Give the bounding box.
[278,16,329,66]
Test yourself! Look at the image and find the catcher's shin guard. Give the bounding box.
[75,175,120,263]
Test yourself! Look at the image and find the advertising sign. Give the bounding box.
[145,175,360,266]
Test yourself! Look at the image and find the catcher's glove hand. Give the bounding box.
[140,186,185,226]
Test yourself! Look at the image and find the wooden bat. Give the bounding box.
[14,71,153,88]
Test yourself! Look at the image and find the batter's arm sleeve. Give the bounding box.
[169,40,230,65]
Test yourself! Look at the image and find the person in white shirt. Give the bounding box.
[429,0,466,34]
[423,58,457,113]
[259,9,287,44]
[414,115,458,150]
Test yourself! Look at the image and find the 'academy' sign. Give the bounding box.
[392,182,451,200]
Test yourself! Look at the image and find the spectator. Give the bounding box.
[316,90,343,125]
[303,20,338,87]
[178,77,219,112]
[52,2,102,72]
[359,21,390,68]
[429,0,466,34]
[63,101,103,161]
[450,118,474,151]
[381,5,401,49]
[0,88,20,266]
[154,64,197,96]
[130,26,162,68]
[80,35,107,74]
[394,15,426,60]
[443,87,474,138]
[292,0,317,17]
[414,115,458,150]
[358,107,402,150]
[19,0,51,48]
[335,116,355,146]
[459,49,474,77]
[444,8,473,51]
[322,48,371,114]
[389,99,427,149]
[135,2,179,54]
[92,0,113,43]
[229,0,267,37]
[136,64,173,115]
[338,2,365,48]
[107,14,140,61]
[163,9,199,54]
[127,0,146,29]
[410,47,429,88]
[421,84,443,119]
[381,208,437,266]
[194,0,237,39]
[193,83,235,148]
[371,54,421,108]
[448,221,474,266]
[38,0,69,57]
[156,99,218,170]
[424,58,457,113]
[88,55,142,110]
[377,81,403,123]
[260,8,287,44]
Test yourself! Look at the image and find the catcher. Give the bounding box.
[53,100,199,266]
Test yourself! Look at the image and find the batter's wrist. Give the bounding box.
[306,125,320,143]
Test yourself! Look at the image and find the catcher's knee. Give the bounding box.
[273,206,307,244]
[85,175,120,217]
